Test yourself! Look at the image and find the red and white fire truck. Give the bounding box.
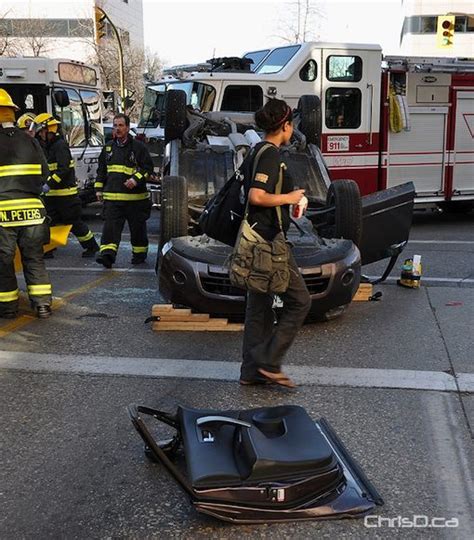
[139,42,474,209]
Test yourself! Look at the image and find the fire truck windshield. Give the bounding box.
[255,45,301,74]
[139,82,216,128]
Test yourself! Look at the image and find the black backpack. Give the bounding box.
[199,143,272,247]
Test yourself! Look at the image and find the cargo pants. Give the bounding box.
[99,199,152,263]
[0,223,52,316]
[240,251,311,380]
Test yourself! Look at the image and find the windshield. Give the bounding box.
[139,81,216,128]
[256,45,301,74]
[243,49,270,72]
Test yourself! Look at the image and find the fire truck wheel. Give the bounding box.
[326,179,362,246]
[159,175,189,250]
[297,95,322,147]
[164,89,187,142]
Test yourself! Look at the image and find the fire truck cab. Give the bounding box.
[139,42,474,209]
[0,57,104,204]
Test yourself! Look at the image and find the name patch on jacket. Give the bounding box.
[0,205,46,226]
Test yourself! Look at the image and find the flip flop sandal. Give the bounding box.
[257,368,297,388]
[239,377,273,386]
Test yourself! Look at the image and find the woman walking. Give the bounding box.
[240,99,311,388]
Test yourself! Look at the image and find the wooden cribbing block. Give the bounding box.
[352,283,373,302]
[151,305,244,332]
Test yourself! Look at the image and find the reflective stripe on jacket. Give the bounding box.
[45,136,77,196]
[94,138,153,198]
[0,125,48,227]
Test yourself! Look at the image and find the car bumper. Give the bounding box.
[158,237,361,319]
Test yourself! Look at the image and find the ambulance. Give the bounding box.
[0,57,104,204]
[139,42,474,209]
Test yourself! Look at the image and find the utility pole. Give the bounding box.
[94,6,126,112]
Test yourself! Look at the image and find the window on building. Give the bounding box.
[421,16,437,33]
[299,59,317,82]
[325,88,362,129]
[402,14,474,36]
[327,56,362,82]
[221,85,263,112]
[2,18,93,37]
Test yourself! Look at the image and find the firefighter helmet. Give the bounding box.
[17,112,36,129]
[31,113,61,133]
[0,88,20,110]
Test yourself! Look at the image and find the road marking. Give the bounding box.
[366,276,474,285]
[408,240,474,245]
[0,273,116,339]
[45,267,474,285]
[46,267,155,274]
[0,351,472,393]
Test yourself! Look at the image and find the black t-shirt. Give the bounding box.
[244,141,293,240]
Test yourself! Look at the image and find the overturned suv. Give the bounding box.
[157,90,414,321]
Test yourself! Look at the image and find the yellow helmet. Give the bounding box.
[17,112,36,129]
[0,88,20,110]
[31,113,61,133]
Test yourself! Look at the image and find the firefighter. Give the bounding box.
[94,113,154,268]
[17,112,35,136]
[31,113,99,258]
[0,89,52,319]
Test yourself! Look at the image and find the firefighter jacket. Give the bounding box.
[0,124,48,227]
[44,134,78,197]
[94,137,153,201]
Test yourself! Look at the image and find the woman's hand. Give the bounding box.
[285,189,306,205]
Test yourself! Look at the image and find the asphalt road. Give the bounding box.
[1,205,473,539]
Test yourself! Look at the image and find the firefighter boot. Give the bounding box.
[82,239,100,258]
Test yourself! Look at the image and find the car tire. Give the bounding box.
[297,95,322,147]
[164,89,187,142]
[324,179,362,246]
[159,175,188,249]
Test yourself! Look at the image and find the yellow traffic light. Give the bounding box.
[94,7,107,43]
[437,15,455,48]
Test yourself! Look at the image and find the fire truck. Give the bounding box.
[0,57,104,204]
[139,42,474,209]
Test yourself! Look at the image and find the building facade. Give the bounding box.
[400,0,474,56]
[0,0,145,60]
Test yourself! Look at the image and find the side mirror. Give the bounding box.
[53,90,70,108]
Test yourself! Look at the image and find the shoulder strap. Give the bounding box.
[243,143,274,216]
[274,164,284,231]
[244,143,285,231]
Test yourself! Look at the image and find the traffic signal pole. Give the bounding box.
[94,6,126,112]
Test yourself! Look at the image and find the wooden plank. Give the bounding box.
[353,283,373,302]
[152,304,174,313]
[157,313,210,322]
[152,321,243,332]
[152,306,192,317]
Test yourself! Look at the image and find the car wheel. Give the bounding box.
[164,89,187,142]
[159,175,188,249]
[324,180,362,246]
[297,95,322,147]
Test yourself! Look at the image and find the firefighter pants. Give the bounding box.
[240,251,311,380]
[99,199,151,262]
[0,223,52,315]
[45,195,97,250]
